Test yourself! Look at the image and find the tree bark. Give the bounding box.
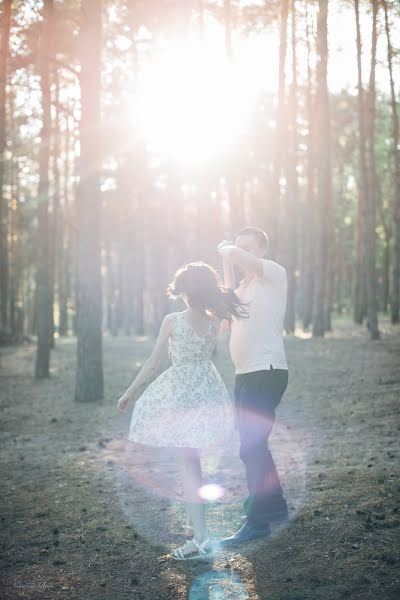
[283,0,298,333]
[312,0,332,337]
[49,69,61,348]
[354,0,368,326]
[0,0,12,330]
[364,0,380,339]
[35,0,53,378]
[268,0,289,260]
[74,0,104,402]
[382,0,400,323]
[58,117,71,336]
[224,0,233,62]
[302,7,315,329]
[302,4,315,329]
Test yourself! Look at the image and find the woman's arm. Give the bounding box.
[117,314,174,414]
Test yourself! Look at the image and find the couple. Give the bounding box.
[117,226,289,560]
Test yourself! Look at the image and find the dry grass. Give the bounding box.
[0,314,399,599]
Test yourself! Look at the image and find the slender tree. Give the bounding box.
[312,0,332,337]
[364,0,380,339]
[74,0,104,402]
[268,0,289,260]
[49,69,61,349]
[0,0,12,330]
[354,0,368,325]
[283,0,298,333]
[382,0,400,323]
[224,0,233,62]
[302,3,315,329]
[58,115,69,337]
[35,0,53,377]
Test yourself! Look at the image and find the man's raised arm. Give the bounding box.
[218,241,236,290]
[218,244,263,278]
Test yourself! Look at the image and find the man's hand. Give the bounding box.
[217,240,233,252]
[218,240,236,259]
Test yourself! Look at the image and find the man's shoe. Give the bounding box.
[240,510,289,524]
[268,510,289,525]
[218,521,271,548]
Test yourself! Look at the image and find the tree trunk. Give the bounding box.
[133,182,145,335]
[302,4,315,329]
[49,70,61,348]
[382,0,400,323]
[118,160,136,336]
[268,0,289,260]
[0,0,12,330]
[377,178,390,312]
[58,117,71,336]
[74,0,104,402]
[312,0,332,337]
[224,0,233,62]
[364,0,380,339]
[35,0,53,378]
[354,0,368,326]
[9,149,18,336]
[283,0,298,333]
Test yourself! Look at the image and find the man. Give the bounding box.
[217,226,289,546]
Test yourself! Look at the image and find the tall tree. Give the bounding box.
[58,114,74,337]
[74,0,104,402]
[49,69,61,349]
[354,0,367,325]
[302,3,315,329]
[35,0,53,377]
[224,0,233,62]
[283,0,298,333]
[0,0,12,330]
[382,0,400,323]
[364,0,380,339]
[268,0,289,259]
[312,0,332,337]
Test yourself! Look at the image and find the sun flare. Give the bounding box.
[131,38,259,165]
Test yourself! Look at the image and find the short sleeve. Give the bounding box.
[261,259,286,282]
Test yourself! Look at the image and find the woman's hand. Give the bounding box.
[117,391,133,415]
[219,319,230,336]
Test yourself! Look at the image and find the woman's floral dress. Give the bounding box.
[128,311,235,448]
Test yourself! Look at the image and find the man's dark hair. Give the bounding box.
[236,226,269,256]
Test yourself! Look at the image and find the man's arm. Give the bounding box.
[222,256,235,290]
[218,245,285,283]
[218,245,263,278]
[218,241,236,289]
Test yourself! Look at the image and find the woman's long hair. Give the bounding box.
[166,262,249,324]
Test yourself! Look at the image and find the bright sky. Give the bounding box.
[128,0,399,164]
[10,0,400,167]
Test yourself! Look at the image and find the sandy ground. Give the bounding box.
[0,315,399,600]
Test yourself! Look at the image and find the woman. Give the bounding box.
[117,262,248,559]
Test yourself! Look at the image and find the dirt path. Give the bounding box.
[1,317,399,600]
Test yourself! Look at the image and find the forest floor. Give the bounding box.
[1,314,400,600]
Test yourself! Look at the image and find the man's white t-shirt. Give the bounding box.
[229,258,288,374]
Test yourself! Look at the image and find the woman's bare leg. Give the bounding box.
[184,503,193,537]
[175,447,208,548]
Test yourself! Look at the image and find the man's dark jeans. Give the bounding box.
[234,366,289,528]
